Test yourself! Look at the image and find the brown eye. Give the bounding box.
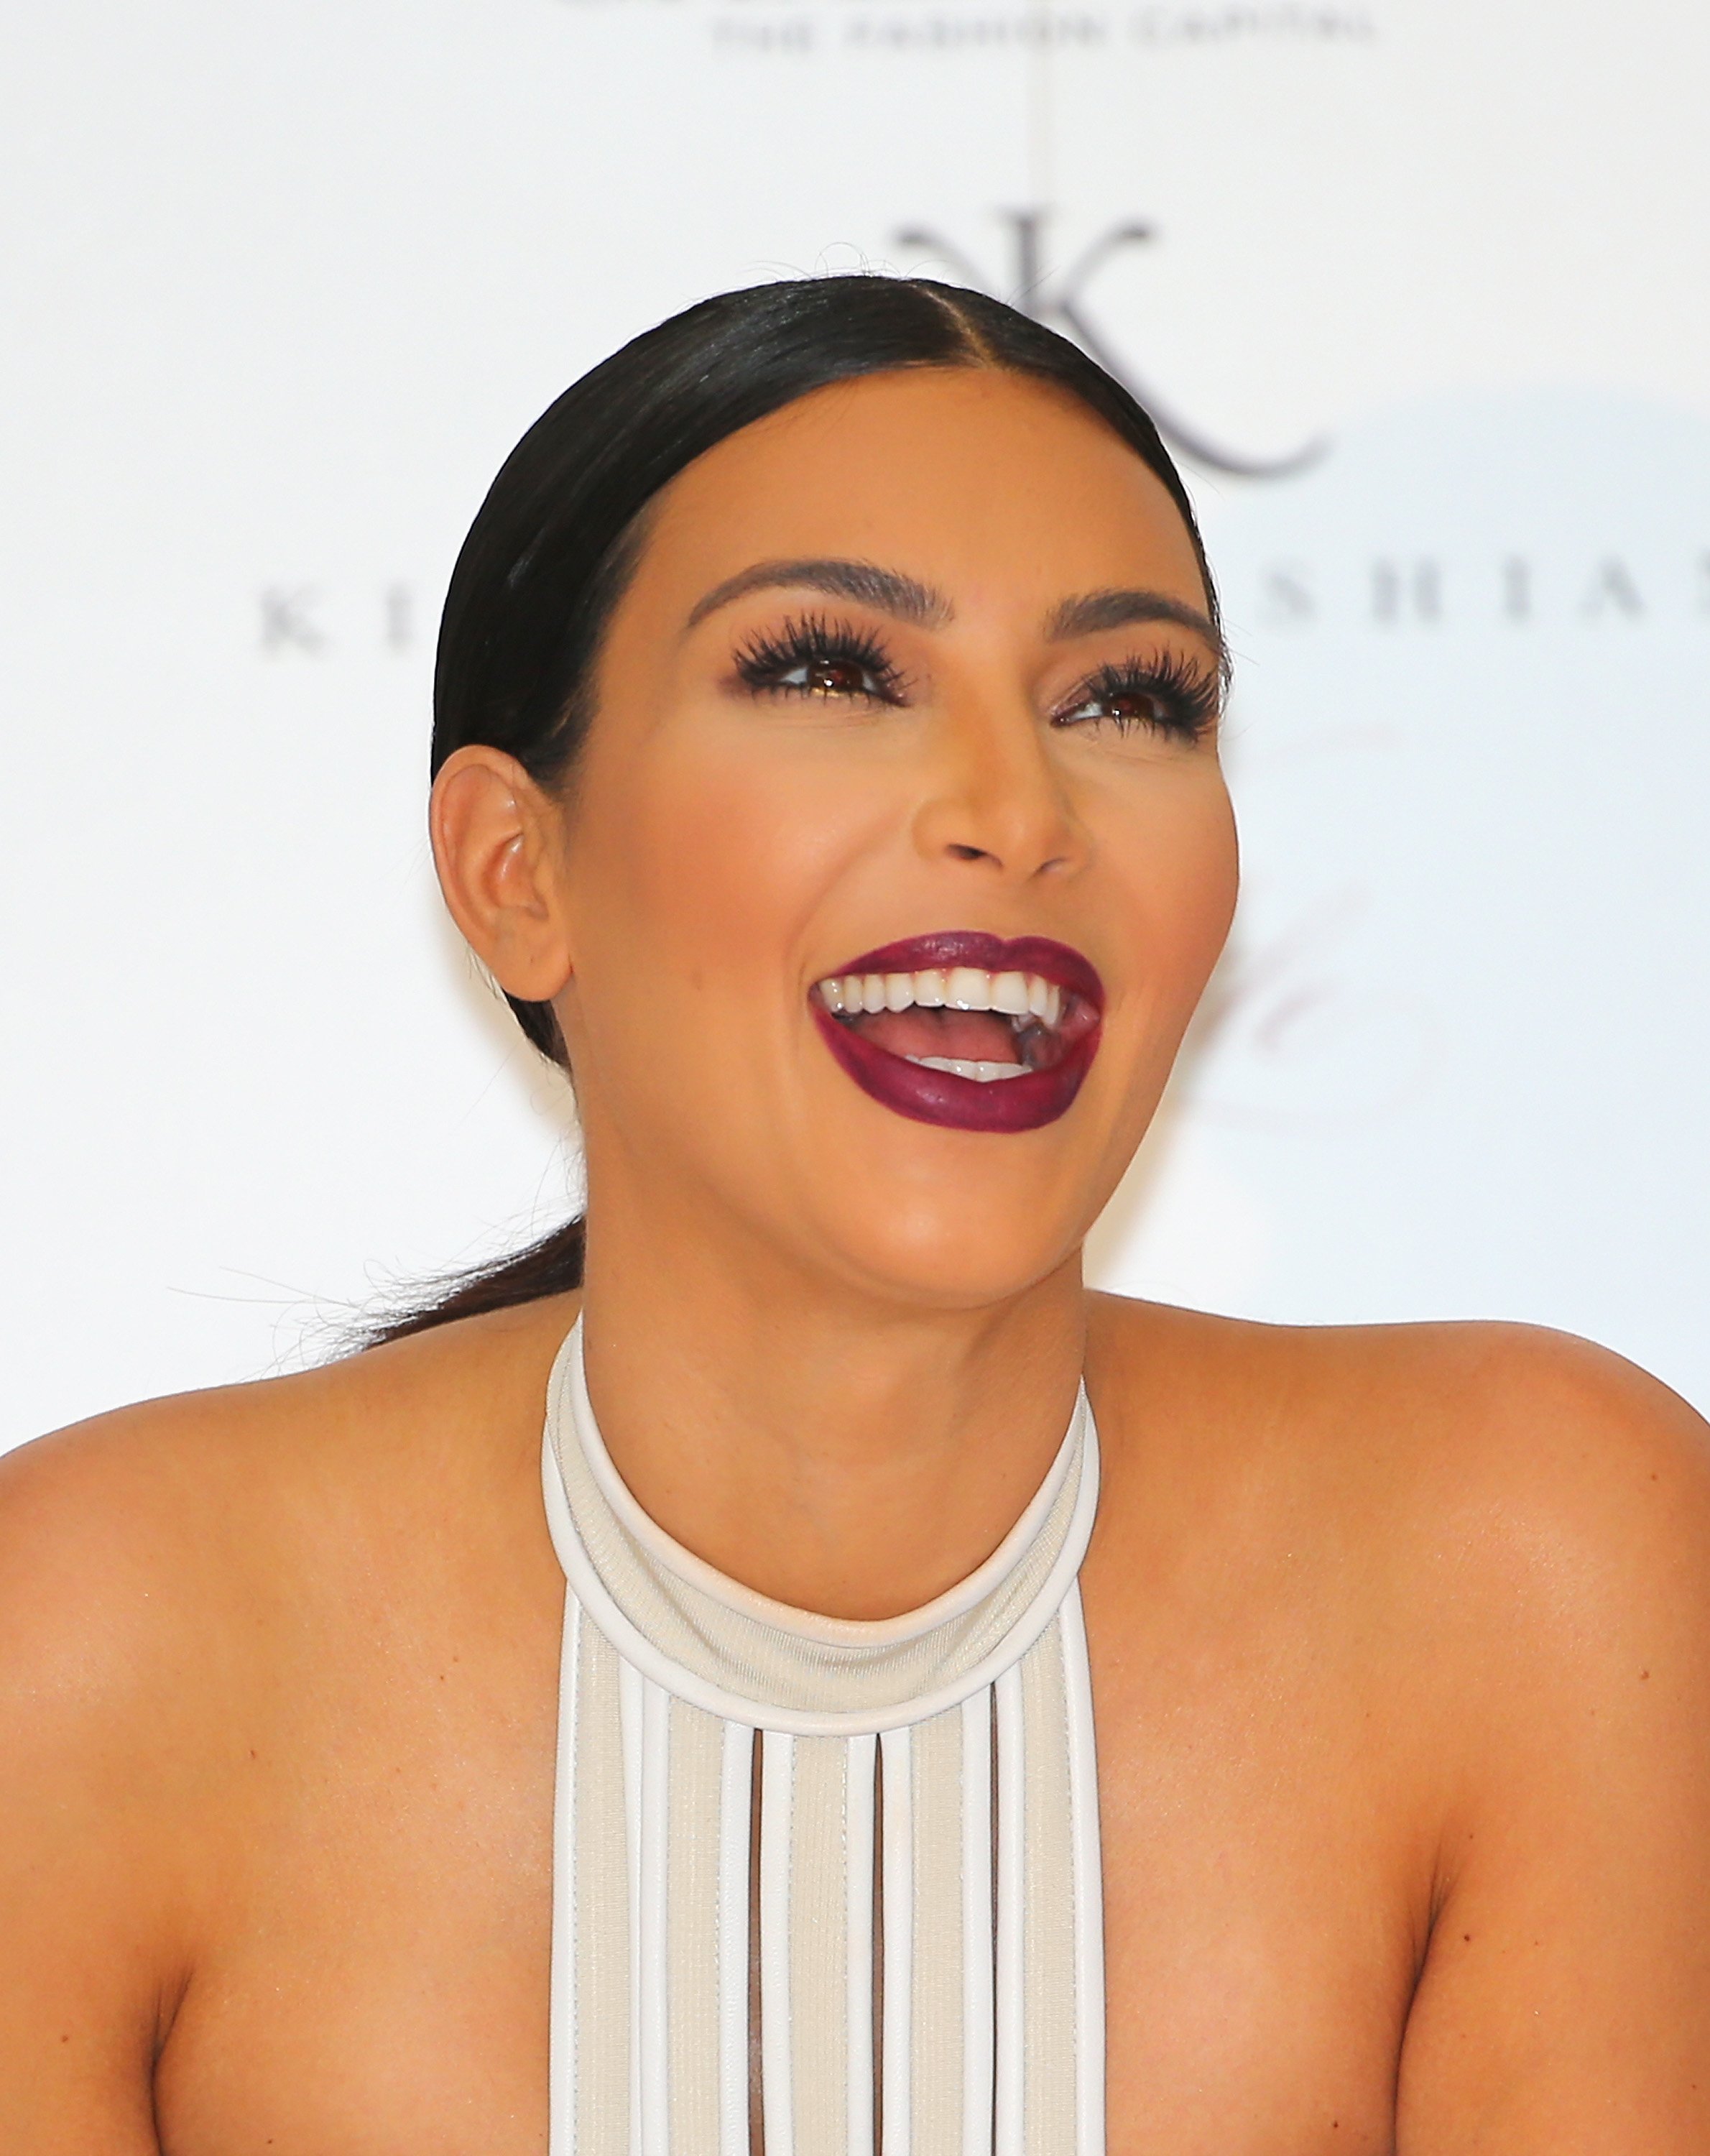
[733,613,907,705]
[1101,687,1166,726]
[1053,654,1221,741]
[1056,684,1168,729]
[799,655,872,697]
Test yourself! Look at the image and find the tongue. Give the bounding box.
[856,1007,1019,1063]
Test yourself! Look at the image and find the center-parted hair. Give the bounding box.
[392,274,1215,1340]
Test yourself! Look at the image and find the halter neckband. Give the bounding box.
[542,1318,1100,1734]
[539,1316,1107,2156]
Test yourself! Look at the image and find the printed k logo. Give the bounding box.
[895,208,1322,478]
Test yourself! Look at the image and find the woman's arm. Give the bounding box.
[0,1416,211,2152]
[1396,1333,1710,2148]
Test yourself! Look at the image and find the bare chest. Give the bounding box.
[153,1581,1424,2156]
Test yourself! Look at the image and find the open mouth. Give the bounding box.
[810,931,1104,1134]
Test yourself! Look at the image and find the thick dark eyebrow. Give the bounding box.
[684,557,953,634]
[1045,587,1228,676]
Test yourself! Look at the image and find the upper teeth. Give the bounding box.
[818,968,1063,1026]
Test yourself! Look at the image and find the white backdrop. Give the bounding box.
[4,0,1709,1447]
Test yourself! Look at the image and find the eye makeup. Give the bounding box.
[1049,647,1222,742]
[731,612,908,705]
[730,611,1220,741]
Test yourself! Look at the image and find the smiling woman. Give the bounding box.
[402,275,1233,1333]
[4,277,1710,2155]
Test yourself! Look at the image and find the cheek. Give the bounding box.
[570,722,869,998]
[1104,773,1239,1015]
[1181,788,1241,969]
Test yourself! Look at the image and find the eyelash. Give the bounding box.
[732,613,907,704]
[1050,648,1223,742]
[731,612,1221,740]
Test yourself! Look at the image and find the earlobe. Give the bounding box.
[429,746,575,1001]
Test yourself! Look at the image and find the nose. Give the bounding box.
[910,691,1093,885]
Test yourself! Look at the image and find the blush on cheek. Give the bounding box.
[1112,806,1237,977]
[613,763,792,972]
[632,734,887,984]
[1165,808,1241,974]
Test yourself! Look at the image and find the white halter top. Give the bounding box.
[540,1320,1105,2156]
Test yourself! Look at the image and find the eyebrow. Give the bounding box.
[1046,587,1228,674]
[685,558,1227,677]
[685,557,953,632]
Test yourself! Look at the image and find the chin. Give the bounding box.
[812,1180,1095,1311]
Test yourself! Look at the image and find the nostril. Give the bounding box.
[948,843,990,862]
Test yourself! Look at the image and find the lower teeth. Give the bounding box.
[907,1056,1030,1083]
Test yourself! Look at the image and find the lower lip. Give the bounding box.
[811,1004,1101,1135]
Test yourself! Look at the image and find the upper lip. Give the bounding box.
[822,931,1104,1011]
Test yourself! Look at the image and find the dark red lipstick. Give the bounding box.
[810,931,1104,1135]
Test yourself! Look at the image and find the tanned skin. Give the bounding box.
[3,370,1708,2152]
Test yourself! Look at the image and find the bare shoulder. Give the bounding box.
[1089,1291,1710,1570]
[0,1367,333,2133]
[2,1286,578,1576]
[1089,1297,1710,2139]
[1,1292,568,1634]
[1086,1293,1710,1775]
[0,1296,575,2134]
[1090,1290,1710,1841]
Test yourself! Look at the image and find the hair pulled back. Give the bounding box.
[384,274,1215,1341]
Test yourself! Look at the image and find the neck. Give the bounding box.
[576,1206,1088,1622]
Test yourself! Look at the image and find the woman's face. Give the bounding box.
[553,366,1237,1307]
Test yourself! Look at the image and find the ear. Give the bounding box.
[429,746,574,1002]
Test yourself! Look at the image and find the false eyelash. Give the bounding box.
[731,612,907,703]
[1059,648,1224,740]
